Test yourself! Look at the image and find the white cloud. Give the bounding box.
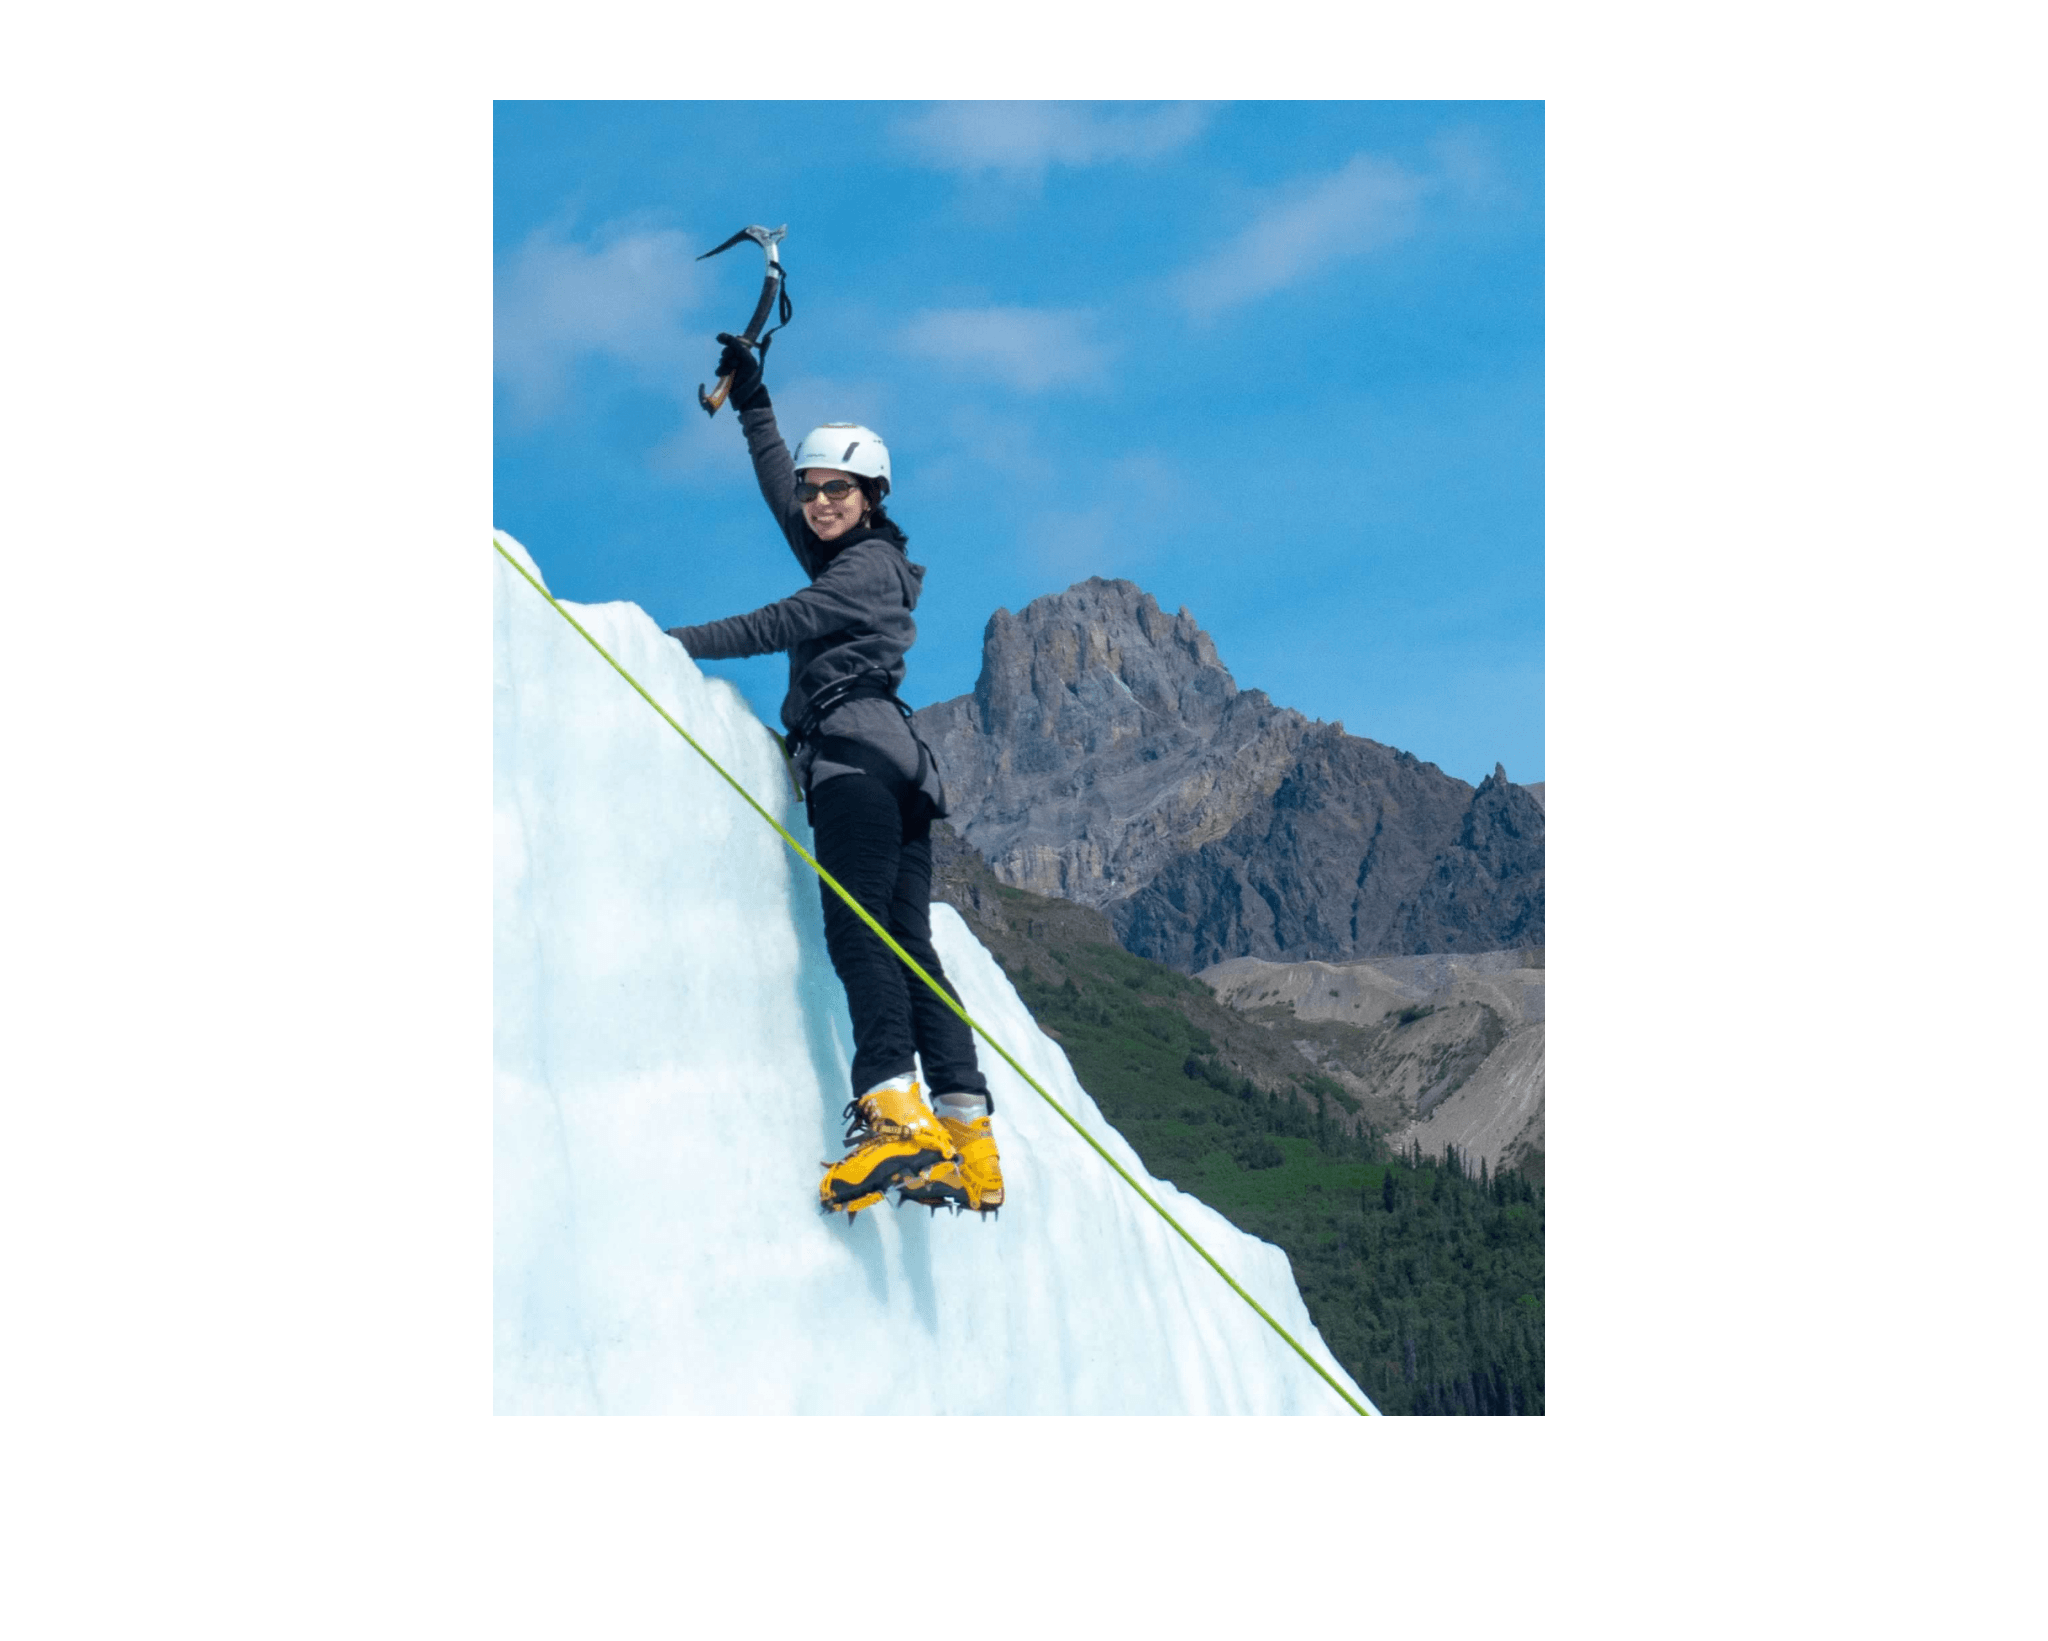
[898,307,1112,392]
[1429,129,1514,206]
[757,373,898,457]
[494,221,706,423]
[909,401,1063,500]
[894,102,1208,180]
[1029,499,1120,586]
[644,411,753,483]
[1176,154,1428,319]
[1028,452,1184,585]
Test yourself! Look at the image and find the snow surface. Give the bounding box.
[493,532,1375,1415]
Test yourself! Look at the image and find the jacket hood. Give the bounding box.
[814,519,924,608]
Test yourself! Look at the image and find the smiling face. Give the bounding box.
[800,468,869,543]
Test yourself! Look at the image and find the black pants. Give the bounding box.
[809,773,992,1107]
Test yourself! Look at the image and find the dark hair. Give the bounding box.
[857,477,898,537]
[808,477,907,557]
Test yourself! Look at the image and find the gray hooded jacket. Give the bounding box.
[667,399,947,812]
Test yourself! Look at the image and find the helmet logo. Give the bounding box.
[842,441,860,462]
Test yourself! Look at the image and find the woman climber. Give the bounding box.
[665,332,1005,1220]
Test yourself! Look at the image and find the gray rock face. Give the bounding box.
[915,578,1312,903]
[913,578,1543,971]
[1390,764,1546,955]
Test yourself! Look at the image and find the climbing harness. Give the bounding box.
[786,668,946,818]
[494,538,1372,1417]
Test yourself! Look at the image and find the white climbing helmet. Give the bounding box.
[792,423,890,497]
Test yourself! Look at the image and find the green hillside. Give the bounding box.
[934,828,1544,1416]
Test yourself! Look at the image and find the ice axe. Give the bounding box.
[696,223,790,416]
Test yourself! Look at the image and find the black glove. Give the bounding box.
[715,332,768,411]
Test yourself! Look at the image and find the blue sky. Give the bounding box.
[495,101,1542,786]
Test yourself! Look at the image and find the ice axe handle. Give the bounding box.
[697,286,776,417]
[696,243,786,417]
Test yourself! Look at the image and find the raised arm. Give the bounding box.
[737,398,818,575]
[715,334,820,578]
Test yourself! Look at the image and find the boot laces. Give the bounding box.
[840,1097,913,1148]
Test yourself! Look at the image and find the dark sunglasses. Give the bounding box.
[795,478,864,504]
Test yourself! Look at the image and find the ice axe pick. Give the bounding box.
[696,223,789,416]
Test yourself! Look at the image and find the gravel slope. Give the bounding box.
[1199,949,1545,1176]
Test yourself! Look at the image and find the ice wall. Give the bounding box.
[493,533,1374,1415]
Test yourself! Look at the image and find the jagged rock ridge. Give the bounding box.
[913,578,1543,971]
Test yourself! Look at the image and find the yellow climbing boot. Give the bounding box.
[819,1075,956,1218]
[900,1095,1005,1216]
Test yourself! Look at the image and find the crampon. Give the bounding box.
[896,1107,1004,1218]
[818,1075,955,1219]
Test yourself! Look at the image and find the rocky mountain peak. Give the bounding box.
[972,578,1241,751]
[913,578,1543,967]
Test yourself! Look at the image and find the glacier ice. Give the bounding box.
[493,531,1375,1415]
